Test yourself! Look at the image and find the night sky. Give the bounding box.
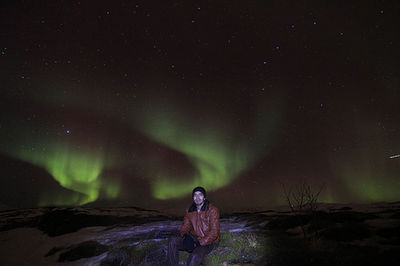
[1,1,399,213]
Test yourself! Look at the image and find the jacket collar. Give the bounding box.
[188,199,210,212]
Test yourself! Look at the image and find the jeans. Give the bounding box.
[167,235,217,266]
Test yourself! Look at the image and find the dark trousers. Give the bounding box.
[167,235,217,266]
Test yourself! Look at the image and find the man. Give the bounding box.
[168,186,220,266]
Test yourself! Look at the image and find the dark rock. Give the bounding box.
[100,248,132,266]
[45,246,65,257]
[321,222,371,242]
[31,209,167,236]
[389,212,400,219]
[376,226,400,239]
[0,207,171,237]
[328,211,378,223]
[58,240,109,262]
[268,214,311,230]
[329,206,352,211]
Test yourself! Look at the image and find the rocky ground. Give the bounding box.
[1,202,400,265]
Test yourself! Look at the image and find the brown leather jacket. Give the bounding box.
[179,199,220,246]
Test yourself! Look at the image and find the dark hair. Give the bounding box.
[192,186,206,198]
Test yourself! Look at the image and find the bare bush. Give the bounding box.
[281,180,324,214]
[280,180,324,239]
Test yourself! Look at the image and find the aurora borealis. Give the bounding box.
[1,1,399,213]
[134,97,282,199]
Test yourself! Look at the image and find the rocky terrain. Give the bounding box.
[1,202,400,265]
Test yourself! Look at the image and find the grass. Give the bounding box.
[130,240,168,264]
[112,231,270,265]
[57,228,400,265]
[94,209,400,265]
[179,232,270,265]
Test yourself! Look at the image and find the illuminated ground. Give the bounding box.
[1,202,400,265]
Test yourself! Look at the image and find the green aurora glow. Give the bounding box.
[333,153,400,203]
[4,141,119,206]
[134,100,282,200]
[2,87,398,207]
[329,118,400,203]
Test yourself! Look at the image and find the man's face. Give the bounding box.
[193,191,205,205]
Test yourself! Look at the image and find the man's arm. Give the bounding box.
[199,207,220,246]
[179,210,192,236]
